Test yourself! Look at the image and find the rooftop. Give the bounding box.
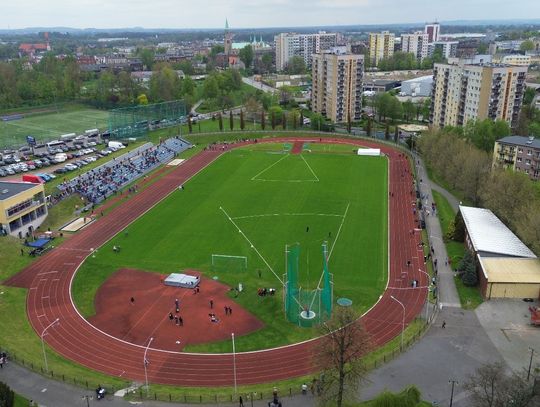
[479,257,540,283]
[459,205,536,259]
[497,136,540,149]
[0,181,41,201]
[402,75,433,84]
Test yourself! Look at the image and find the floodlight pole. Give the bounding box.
[144,337,154,396]
[41,317,60,373]
[232,333,237,393]
[449,379,458,407]
[390,295,405,350]
[419,269,430,322]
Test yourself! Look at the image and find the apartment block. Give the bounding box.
[368,31,395,66]
[430,62,527,129]
[274,32,337,71]
[311,52,364,123]
[493,136,540,181]
[424,22,441,43]
[401,32,429,61]
[429,41,459,59]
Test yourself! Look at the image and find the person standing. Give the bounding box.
[238,395,244,407]
[179,316,183,326]
[210,299,214,309]
[442,320,446,329]
[175,298,179,309]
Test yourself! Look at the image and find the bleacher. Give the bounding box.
[57,138,191,204]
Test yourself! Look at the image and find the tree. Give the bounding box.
[292,110,298,129]
[0,381,15,407]
[464,362,540,407]
[300,111,304,127]
[366,117,372,137]
[261,110,266,130]
[240,110,245,130]
[462,260,478,287]
[187,116,193,133]
[315,307,372,407]
[137,94,149,105]
[347,111,352,134]
[286,56,306,74]
[402,100,415,122]
[181,76,196,97]
[282,112,287,130]
[239,45,254,69]
[218,113,223,132]
[394,125,399,143]
[271,110,276,130]
[520,39,535,52]
[139,48,155,70]
[311,113,325,131]
[229,110,234,131]
[385,121,390,140]
[260,53,273,73]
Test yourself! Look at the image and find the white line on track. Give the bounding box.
[220,206,284,286]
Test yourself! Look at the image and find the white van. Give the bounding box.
[108,141,126,150]
[54,153,67,163]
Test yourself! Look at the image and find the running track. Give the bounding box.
[5,136,427,386]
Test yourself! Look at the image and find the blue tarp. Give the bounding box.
[26,238,51,248]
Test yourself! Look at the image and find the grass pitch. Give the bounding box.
[73,144,388,351]
[0,106,109,148]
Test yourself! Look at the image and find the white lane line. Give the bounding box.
[220,206,284,286]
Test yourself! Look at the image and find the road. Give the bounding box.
[242,77,278,94]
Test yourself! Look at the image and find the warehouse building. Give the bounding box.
[459,206,540,299]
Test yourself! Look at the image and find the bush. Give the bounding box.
[462,261,478,287]
[372,385,422,407]
[0,381,14,407]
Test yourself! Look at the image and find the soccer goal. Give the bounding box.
[211,254,248,272]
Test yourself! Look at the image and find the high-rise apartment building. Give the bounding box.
[424,22,441,43]
[274,32,337,71]
[368,31,395,66]
[311,51,364,123]
[429,41,459,59]
[430,61,527,129]
[401,32,429,61]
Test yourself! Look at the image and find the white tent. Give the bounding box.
[357,148,380,156]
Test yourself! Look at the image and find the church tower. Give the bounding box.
[224,19,233,55]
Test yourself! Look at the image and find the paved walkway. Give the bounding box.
[414,153,461,308]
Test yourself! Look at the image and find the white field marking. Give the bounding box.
[251,154,289,180]
[220,206,284,286]
[251,179,318,183]
[231,212,344,220]
[328,202,350,261]
[5,120,57,135]
[300,154,319,181]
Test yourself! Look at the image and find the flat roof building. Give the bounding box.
[0,181,48,238]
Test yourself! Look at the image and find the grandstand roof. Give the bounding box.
[459,206,536,258]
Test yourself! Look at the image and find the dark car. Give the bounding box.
[54,167,67,174]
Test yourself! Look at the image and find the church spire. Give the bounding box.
[225,19,229,32]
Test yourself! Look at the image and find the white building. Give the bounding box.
[401,32,429,61]
[275,32,337,72]
[401,75,433,97]
[424,22,441,43]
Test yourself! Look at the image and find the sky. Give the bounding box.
[1,0,539,29]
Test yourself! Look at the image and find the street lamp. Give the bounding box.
[143,337,154,396]
[449,379,458,407]
[419,269,431,322]
[390,295,405,350]
[41,317,60,373]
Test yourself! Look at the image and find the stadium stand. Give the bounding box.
[57,137,191,204]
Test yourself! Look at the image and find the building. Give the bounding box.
[492,54,532,67]
[400,75,433,97]
[429,41,459,59]
[424,22,441,43]
[368,31,395,66]
[492,136,540,181]
[0,181,48,238]
[401,32,429,62]
[275,32,337,71]
[430,61,528,129]
[311,51,364,123]
[224,19,233,56]
[459,205,540,299]
[363,79,401,94]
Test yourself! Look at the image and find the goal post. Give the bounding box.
[211,254,248,272]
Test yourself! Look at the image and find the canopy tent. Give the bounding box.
[25,238,51,248]
[164,273,200,288]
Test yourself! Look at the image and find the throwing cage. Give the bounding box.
[284,243,333,327]
[108,100,187,139]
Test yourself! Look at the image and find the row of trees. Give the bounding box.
[370,49,445,71]
[370,93,431,124]
[418,129,540,255]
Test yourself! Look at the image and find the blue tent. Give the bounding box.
[25,238,51,248]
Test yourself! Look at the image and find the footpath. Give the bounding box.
[0,149,501,407]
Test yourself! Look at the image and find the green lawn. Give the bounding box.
[0,107,109,148]
[432,190,483,310]
[73,146,388,352]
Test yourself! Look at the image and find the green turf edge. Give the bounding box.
[432,190,483,310]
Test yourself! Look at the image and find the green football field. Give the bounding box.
[0,108,109,148]
[72,144,388,352]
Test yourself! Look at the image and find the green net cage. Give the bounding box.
[108,100,187,139]
[284,243,333,328]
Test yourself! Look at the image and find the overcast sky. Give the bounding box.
[1,0,539,29]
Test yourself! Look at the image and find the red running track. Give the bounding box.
[4,137,427,386]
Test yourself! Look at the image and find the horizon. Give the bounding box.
[1,0,539,31]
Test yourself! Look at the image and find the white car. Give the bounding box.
[64,163,78,171]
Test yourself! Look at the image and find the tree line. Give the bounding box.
[418,128,540,255]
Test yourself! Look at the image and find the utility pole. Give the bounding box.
[449,379,458,407]
[527,347,536,381]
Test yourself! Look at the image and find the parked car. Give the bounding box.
[54,167,67,174]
